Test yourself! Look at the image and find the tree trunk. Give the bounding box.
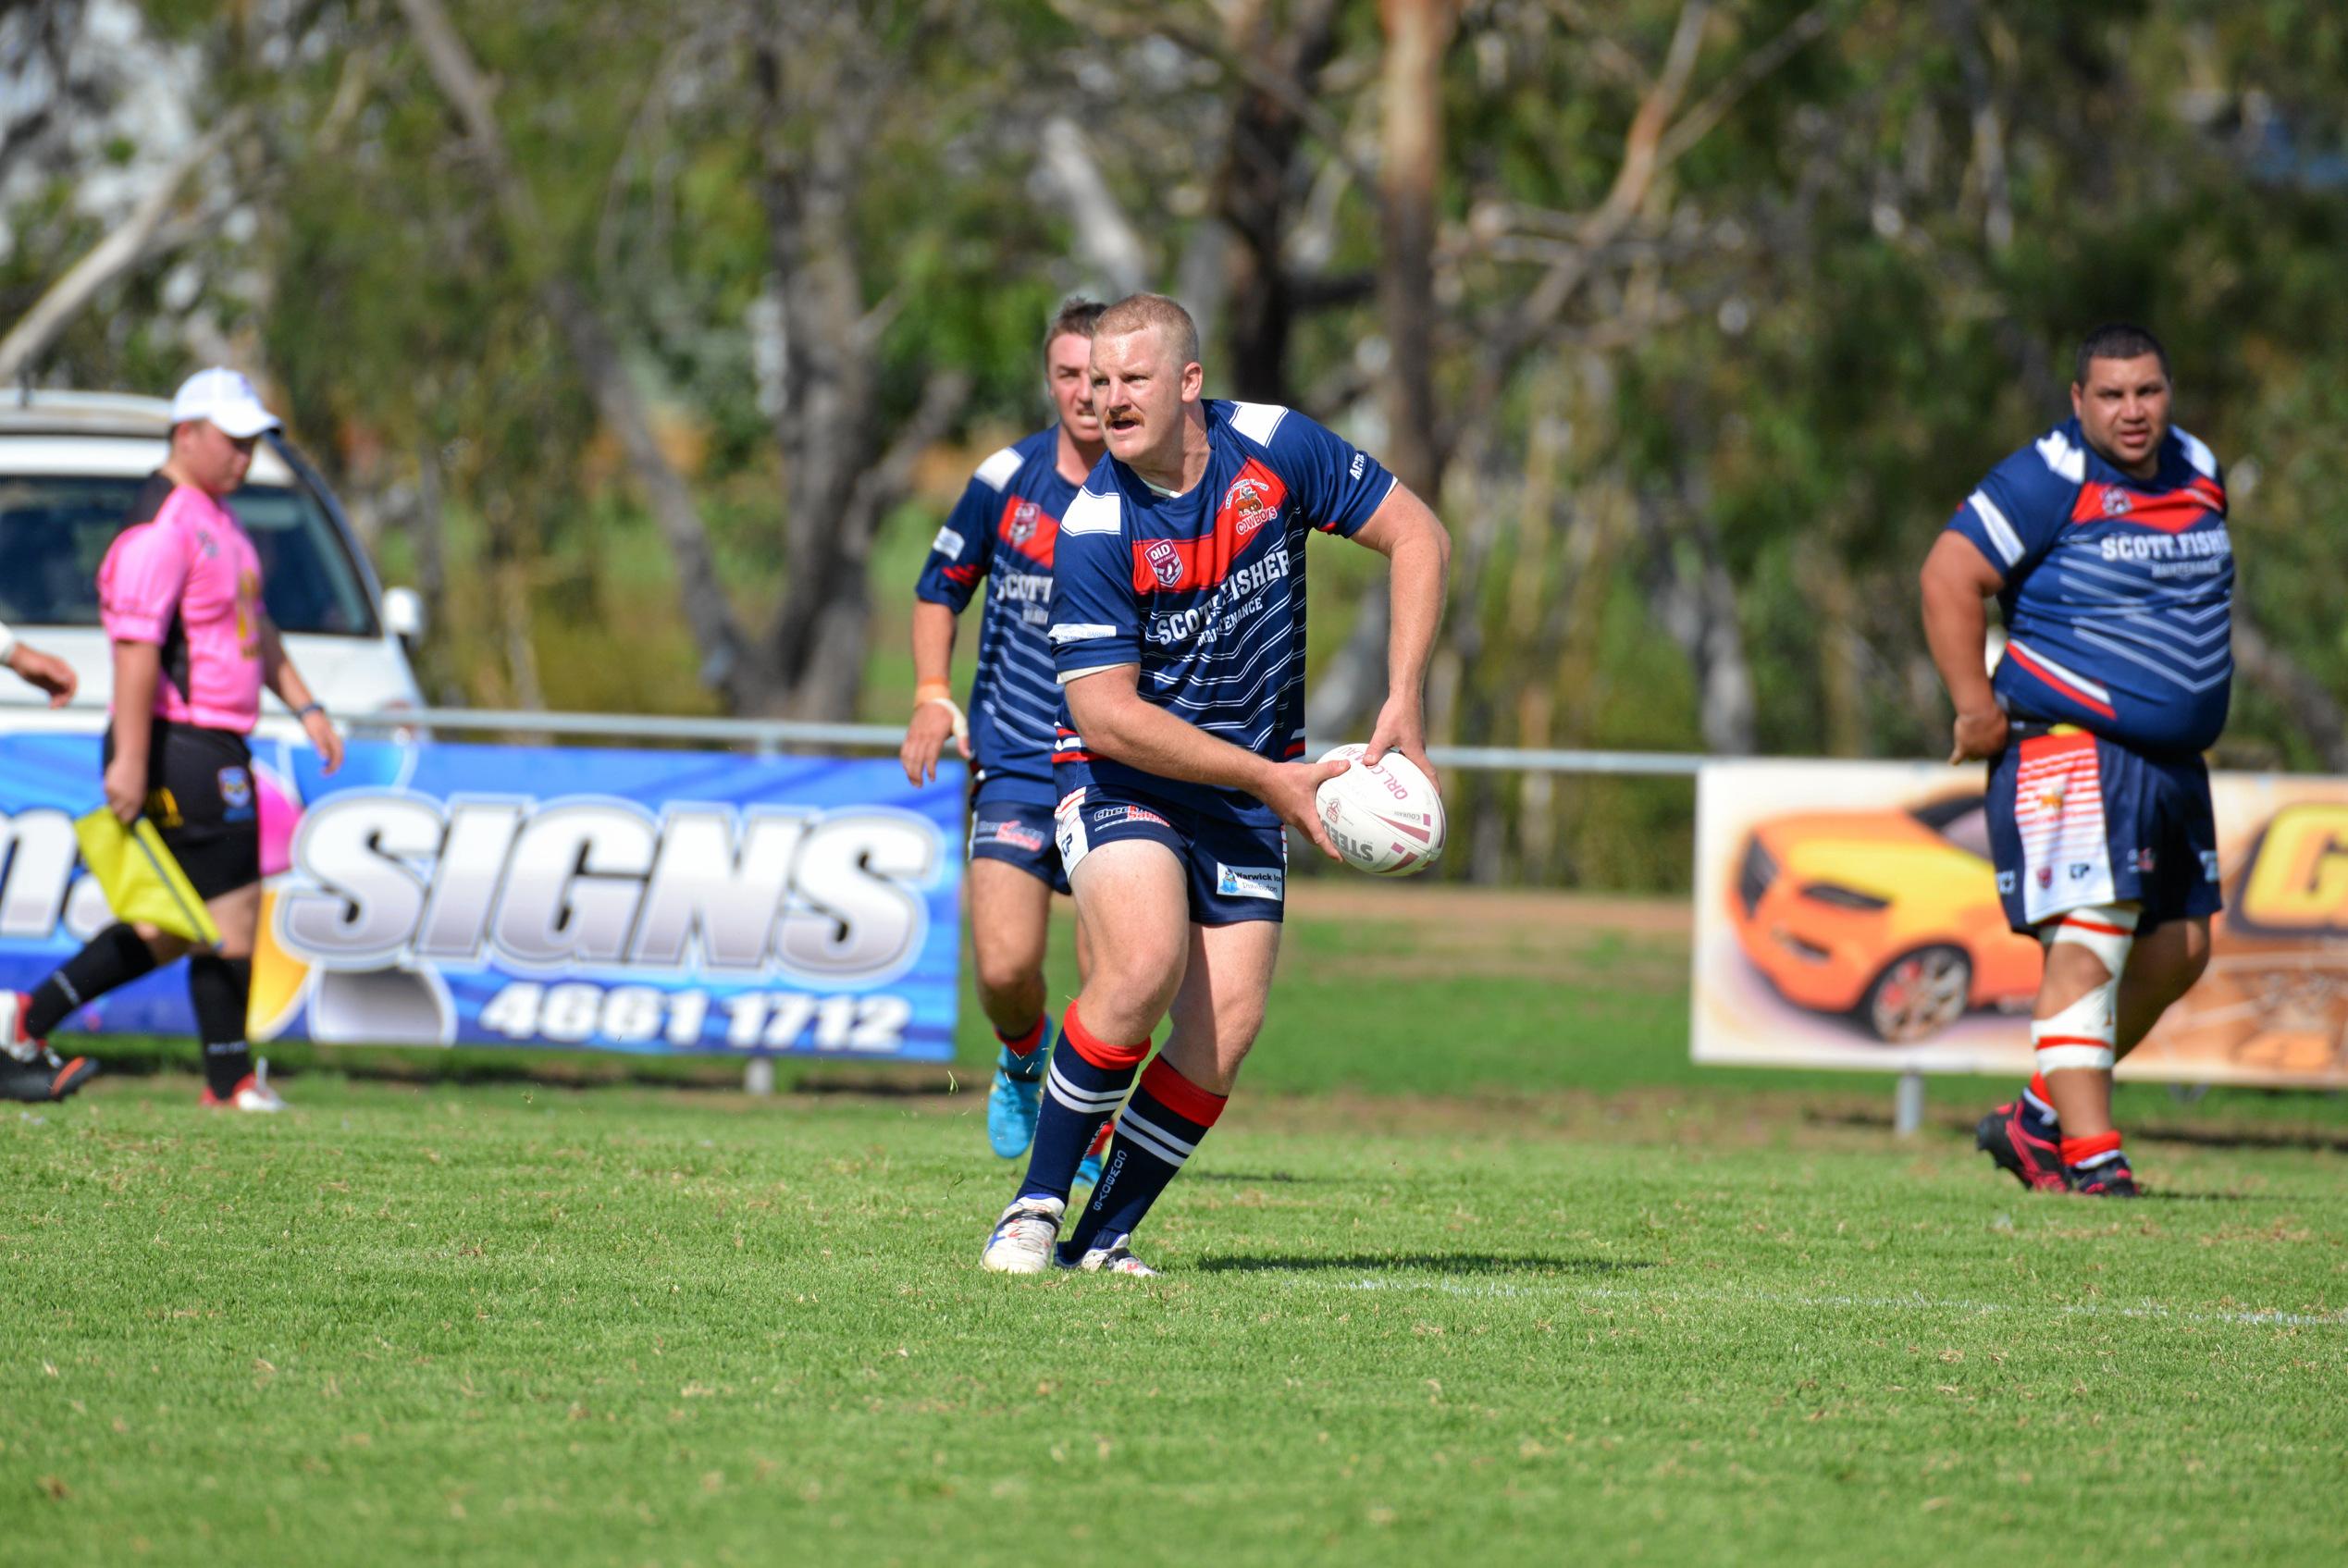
[1375,0,1456,502]
[1306,0,1456,741]
[395,0,745,697]
[747,18,970,720]
[1214,0,1347,401]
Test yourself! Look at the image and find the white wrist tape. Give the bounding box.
[2031,903,2138,1072]
[921,694,968,748]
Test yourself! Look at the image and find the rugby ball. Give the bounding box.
[1315,744,1445,876]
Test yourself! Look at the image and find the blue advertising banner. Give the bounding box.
[0,735,962,1060]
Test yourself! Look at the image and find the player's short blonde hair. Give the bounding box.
[1095,293,1201,370]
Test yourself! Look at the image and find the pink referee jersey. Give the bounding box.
[97,477,266,734]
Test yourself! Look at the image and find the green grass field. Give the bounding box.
[6,891,2344,1565]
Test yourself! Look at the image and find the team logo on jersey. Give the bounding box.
[2102,488,2134,517]
[1225,476,1276,544]
[1217,459,1288,547]
[1144,538,1184,587]
[1007,501,1041,545]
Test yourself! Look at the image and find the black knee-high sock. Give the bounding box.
[25,923,157,1038]
[1064,1056,1228,1257]
[188,956,253,1097]
[1015,1003,1146,1205]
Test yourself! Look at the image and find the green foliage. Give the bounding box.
[13,0,2348,882]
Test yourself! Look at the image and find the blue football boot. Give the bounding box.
[985,1028,1050,1159]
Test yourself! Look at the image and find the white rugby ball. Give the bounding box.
[1314,744,1445,876]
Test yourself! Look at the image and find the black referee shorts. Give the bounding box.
[101,719,263,901]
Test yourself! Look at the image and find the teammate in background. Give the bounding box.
[0,623,98,1102]
[981,292,1450,1275]
[0,368,344,1112]
[905,299,1115,1176]
[1922,324,2230,1198]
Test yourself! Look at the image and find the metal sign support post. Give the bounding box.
[1894,1069,1926,1136]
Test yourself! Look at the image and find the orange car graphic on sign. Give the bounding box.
[1730,795,2043,1042]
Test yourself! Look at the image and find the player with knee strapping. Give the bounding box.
[1921,323,2230,1198]
[979,292,1449,1275]
[904,299,1116,1180]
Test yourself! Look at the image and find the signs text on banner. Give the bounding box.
[0,735,962,1060]
[1692,758,2348,1087]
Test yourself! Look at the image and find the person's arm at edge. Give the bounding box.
[260,616,344,774]
[0,621,78,706]
[902,600,966,784]
[1919,530,2010,763]
[1064,664,1347,858]
[1347,484,1451,784]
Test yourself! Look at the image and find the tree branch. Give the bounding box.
[0,107,249,385]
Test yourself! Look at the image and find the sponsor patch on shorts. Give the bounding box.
[1215,862,1284,901]
[973,816,1048,853]
[1090,803,1169,832]
[217,766,254,822]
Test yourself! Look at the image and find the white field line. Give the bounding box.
[1334,1278,2348,1329]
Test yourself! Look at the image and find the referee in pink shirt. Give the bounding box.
[0,369,343,1110]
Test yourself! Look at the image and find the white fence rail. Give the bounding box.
[309,705,1712,777]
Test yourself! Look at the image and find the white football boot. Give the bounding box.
[202,1057,288,1113]
[1064,1233,1160,1278]
[980,1195,1065,1274]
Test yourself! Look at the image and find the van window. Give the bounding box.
[0,475,379,636]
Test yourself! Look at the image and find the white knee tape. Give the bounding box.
[2046,903,2138,970]
[2033,903,2135,1071]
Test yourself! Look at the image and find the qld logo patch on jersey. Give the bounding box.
[1144,538,1183,587]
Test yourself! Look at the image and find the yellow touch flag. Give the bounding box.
[72,809,221,948]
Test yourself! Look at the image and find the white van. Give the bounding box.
[0,389,427,736]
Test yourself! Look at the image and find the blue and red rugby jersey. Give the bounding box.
[1047,399,1398,825]
[915,428,1080,806]
[1946,416,2232,756]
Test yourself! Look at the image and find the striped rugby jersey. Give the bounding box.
[1048,400,1396,825]
[1946,416,2231,756]
[915,428,1080,805]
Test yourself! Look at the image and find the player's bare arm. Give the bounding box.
[1348,485,1451,785]
[106,639,162,824]
[1919,530,2009,763]
[1063,663,1346,858]
[902,600,967,784]
[260,617,344,774]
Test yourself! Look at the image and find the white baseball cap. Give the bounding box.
[169,366,281,438]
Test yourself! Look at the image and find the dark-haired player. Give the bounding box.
[905,300,1112,1174]
[1922,323,2230,1197]
[981,292,1450,1275]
